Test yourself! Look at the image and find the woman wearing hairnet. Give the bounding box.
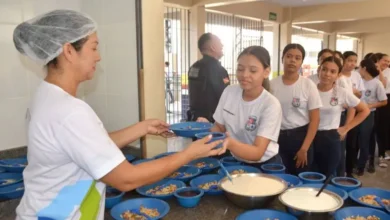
[13,10,226,219]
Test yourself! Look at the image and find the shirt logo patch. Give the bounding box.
[188,67,199,78]
[330,97,338,106]
[245,116,257,131]
[292,97,301,108]
[365,90,371,97]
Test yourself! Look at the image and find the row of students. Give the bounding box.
[197,44,371,178]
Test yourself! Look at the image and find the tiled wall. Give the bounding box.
[0,0,140,151]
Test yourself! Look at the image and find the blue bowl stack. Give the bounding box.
[169,122,213,138]
[0,158,28,173]
[0,157,27,200]
[194,132,226,149]
[261,164,286,174]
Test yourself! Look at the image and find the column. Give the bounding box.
[141,0,167,158]
[189,5,206,63]
[328,32,337,50]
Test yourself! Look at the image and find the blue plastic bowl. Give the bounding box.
[170,122,213,138]
[349,187,390,210]
[299,184,348,201]
[261,164,286,174]
[105,186,125,209]
[334,206,389,220]
[236,209,298,220]
[153,152,177,160]
[188,157,220,173]
[0,158,28,173]
[0,182,24,200]
[110,198,170,220]
[189,174,223,195]
[0,173,23,188]
[166,166,201,182]
[124,154,136,162]
[331,177,361,192]
[217,165,261,177]
[195,132,225,149]
[136,179,185,200]
[174,187,204,208]
[298,172,326,184]
[132,158,153,165]
[220,156,242,167]
[271,174,303,188]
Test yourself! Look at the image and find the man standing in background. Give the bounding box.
[187,33,230,122]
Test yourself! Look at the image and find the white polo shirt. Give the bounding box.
[381,68,390,94]
[318,86,360,130]
[361,78,388,111]
[213,85,282,163]
[270,75,323,130]
[348,71,365,92]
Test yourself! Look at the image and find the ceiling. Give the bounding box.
[264,0,365,7]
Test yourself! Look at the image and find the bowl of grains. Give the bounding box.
[217,165,261,177]
[136,179,185,200]
[110,198,170,220]
[189,174,223,195]
[188,157,220,174]
[334,206,389,220]
[349,188,390,211]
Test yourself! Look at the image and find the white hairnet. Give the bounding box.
[13,9,97,65]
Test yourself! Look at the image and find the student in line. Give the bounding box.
[356,58,387,176]
[312,56,369,177]
[270,44,322,175]
[308,49,334,84]
[197,46,283,167]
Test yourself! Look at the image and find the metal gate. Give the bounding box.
[164,5,190,124]
[206,10,267,84]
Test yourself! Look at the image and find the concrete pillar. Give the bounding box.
[328,32,337,50]
[322,34,330,49]
[189,5,206,64]
[272,23,281,78]
[141,0,167,158]
[279,21,292,76]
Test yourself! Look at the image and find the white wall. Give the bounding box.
[0,0,139,151]
[363,32,390,56]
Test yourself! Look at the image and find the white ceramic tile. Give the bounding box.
[102,0,136,25]
[0,24,29,99]
[106,94,139,132]
[0,97,29,150]
[0,0,23,24]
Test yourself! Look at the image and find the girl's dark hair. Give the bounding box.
[46,37,89,67]
[360,58,380,78]
[320,56,343,73]
[238,46,271,91]
[367,53,380,64]
[317,49,334,62]
[282,43,306,60]
[375,53,388,61]
[343,51,357,59]
[334,50,344,62]
[364,52,374,60]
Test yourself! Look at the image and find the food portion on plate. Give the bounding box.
[199,181,219,190]
[145,184,178,195]
[121,205,160,220]
[359,195,390,207]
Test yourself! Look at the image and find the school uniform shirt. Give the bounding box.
[270,75,323,130]
[348,71,365,92]
[16,81,125,220]
[318,86,360,130]
[361,78,388,111]
[308,74,319,84]
[213,85,282,163]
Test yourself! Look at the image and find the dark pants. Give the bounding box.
[278,125,313,175]
[372,97,390,157]
[313,129,341,177]
[346,124,359,175]
[357,112,375,170]
[243,154,283,170]
[337,112,347,176]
